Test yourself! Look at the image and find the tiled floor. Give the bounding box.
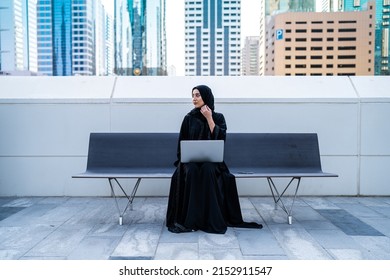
[0,196,390,260]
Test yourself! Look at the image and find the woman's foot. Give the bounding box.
[168,223,195,233]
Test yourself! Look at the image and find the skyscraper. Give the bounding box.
[185,0,241,76]
[342,0,389,75]
[0,0,37,74]
[37,0,98,76]
[114,0,131,75]
[114,0,166,76]
[95,2,114,76]
[104,10,114,75]
[241,36,260,75]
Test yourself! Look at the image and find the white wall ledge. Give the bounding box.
[0,76,389,196]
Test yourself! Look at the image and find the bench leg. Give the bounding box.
[267,177,301,225]
[108,178,142,225]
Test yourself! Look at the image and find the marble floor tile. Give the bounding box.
[351,236,390,260]
[0,225,57,251]
[199,248,244,260]
[154,243,199,260]
[110,223,161,259]
[198,229,240,250]
[269,224,333,260]
[302,197,340,209]
[67,236,122,260]
[235,227,284,256]
[327,249,367,260]
[23,224,93,258]
[317,209,384,236]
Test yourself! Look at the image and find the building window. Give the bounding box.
[338,64,356,68]
[338,46,356,50]
[338,55,356,59]
[339,28,357,32]
[338,37,356,41]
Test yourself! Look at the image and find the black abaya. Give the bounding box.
[166,91,262,234]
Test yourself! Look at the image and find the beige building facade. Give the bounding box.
[265,3,375,76]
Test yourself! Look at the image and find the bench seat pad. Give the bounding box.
[73,167,175,178]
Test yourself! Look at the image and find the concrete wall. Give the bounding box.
[0,76,389,196]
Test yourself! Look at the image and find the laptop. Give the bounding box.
[180,140,224,163]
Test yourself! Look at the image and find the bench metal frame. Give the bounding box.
[108,178,141,225]
[268,177,301,225]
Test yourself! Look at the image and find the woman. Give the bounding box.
[166,85,262,234]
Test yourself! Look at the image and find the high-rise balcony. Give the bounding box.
[0,76,389,197]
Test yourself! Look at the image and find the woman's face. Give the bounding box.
[192,88,205,108]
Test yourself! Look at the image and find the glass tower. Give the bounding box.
[37,0,97,76]
[51,0,72,76]
[128,0,145,75]
[114,0,166,76]
[342,0,389,75]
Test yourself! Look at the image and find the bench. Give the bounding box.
[72,133,178,225]
[224,133,338,224]
[73,132,337,225]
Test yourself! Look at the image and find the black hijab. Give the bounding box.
[192,85,215,111]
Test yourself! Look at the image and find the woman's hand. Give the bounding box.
[201,105,215,133]
[200,105,212,119]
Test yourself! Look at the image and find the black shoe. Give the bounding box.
[168,223,194,233]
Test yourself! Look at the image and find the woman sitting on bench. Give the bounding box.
[166,85,263,234]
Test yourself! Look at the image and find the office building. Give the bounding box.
[260,0,345,75]
[185,0,241,76]
[265,3,375,75]
[241,36,260,75]
[0,0,37,74]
